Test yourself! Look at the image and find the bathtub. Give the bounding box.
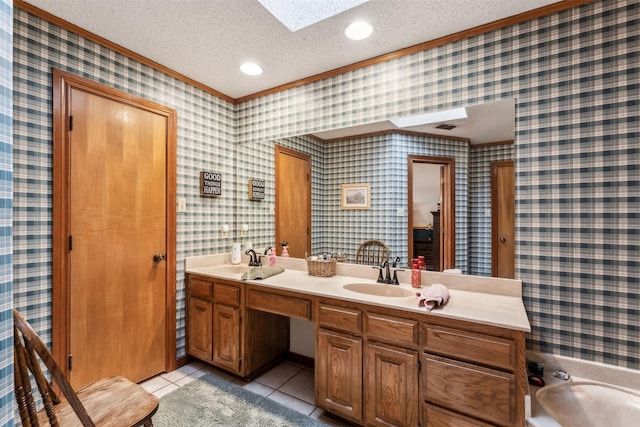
[535,380,640,427]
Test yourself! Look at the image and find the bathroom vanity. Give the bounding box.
[185,255,531,427]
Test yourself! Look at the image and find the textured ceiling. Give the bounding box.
[24,0,559,99]
[311,99,516,144]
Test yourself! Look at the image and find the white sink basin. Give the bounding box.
[211,265,251,274]
[536,381,640,427]
[343,283,415,297]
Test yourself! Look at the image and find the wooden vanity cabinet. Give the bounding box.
[186,276,243,374]
[187,277,214,361]
[316,302,364,424]
[186,274,289,378]
[186,273,527,427]
[420,320,526,427]
[315,300,419,427]
[317,329,363,423]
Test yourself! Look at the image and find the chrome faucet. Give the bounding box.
[245,249,260,266]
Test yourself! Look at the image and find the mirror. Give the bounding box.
[235,99,515,276]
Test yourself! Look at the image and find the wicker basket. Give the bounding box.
[305,254,337,277]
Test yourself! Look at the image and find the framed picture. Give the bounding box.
[341,184,370,209]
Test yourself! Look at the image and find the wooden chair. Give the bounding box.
[355,240,390,266]
[13,308,159,427]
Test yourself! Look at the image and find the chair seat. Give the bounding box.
[36,376,159,427]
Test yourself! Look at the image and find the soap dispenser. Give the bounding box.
[269,247,276,266]
[411,261,421,288]
[280,241,289,257]
[231,242,242,265]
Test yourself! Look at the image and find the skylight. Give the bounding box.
[258,0,370,32]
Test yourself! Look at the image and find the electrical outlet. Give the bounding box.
[178,198,187,213]
[485,209,492,217]
[397,208,405,217]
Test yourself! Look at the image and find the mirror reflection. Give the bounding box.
[236,99,515,276]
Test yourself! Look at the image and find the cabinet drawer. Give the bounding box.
[214,283,241,306]
[247,287,312,320]
[366,312,418,347]
[318,304,361,334]
[190,278,212,298]
[425,354,515,426]
[423,325,516,371]
[424,403,495,427]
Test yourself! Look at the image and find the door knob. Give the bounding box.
[153,253,166,263]
[500,237,506,243]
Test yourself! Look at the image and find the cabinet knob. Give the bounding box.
[500,237,506,243]
[153,253,166,263]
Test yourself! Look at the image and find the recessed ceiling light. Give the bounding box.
[240,62,263,76]
[345,21,373,40]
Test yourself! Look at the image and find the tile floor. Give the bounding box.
[140,360,351,426]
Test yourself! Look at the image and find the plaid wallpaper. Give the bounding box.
[7,8,639,425]
[469,143,515,276]
[12,8,236,366]
[236,0,639,370]
[0,0,11,424]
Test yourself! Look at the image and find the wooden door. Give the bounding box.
[316,329,363,423]
[275,146,311,258]
[365,342,418,427]
[188,297,213,361]
[491,161,515,278]
[213,303,240,372]
[53,69,177,389]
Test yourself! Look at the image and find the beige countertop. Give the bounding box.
[186,253,531,333]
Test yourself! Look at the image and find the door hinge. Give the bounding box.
[238,358,242,371]
[239,315,242,324]
[418,359,421,373]
[68,235,73,251]
[68,354,72,371]
[69,115,73,131]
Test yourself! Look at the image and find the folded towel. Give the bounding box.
[241,265,285,280]
[416,283,449,311]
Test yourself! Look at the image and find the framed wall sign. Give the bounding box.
[200,171,222,197]
[341,183,370,209]
[249,178,265,200]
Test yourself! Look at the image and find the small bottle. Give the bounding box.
[269,247,276,266]
[411,262,421,288]
[281,241,289,257]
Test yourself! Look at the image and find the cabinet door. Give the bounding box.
[365,342,419,427]
[188,297,213,361]
[213,303,241,373]
[316,329,363,424]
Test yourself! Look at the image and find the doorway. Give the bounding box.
[52,69,177,388]
[275,145,311,258]
[407,155,455,270]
